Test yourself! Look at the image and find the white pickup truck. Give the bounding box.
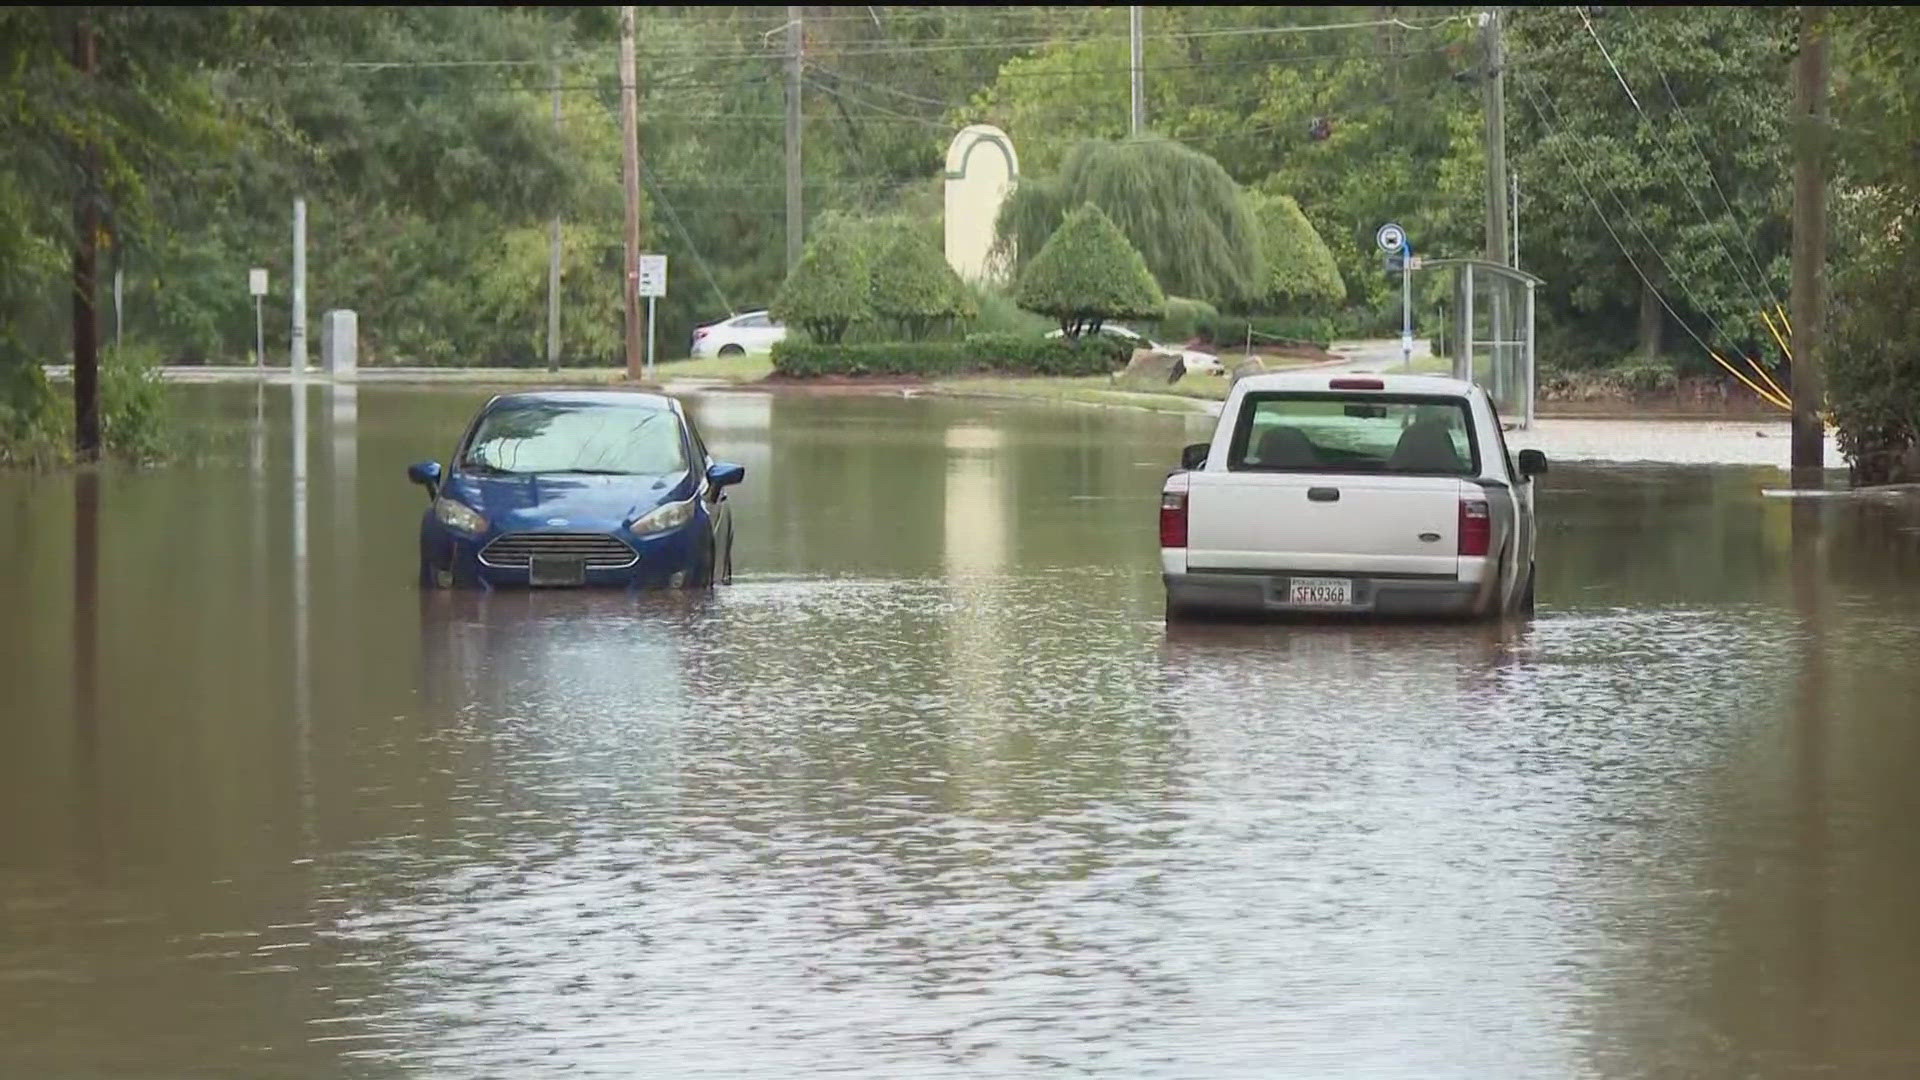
[1160,373,1547,619]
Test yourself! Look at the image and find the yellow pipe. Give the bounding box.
[1743,349,1790,403]
[1710,350,1791,411]
[1759,308,1794,364]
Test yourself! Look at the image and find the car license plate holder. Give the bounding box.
[529,555,587,588]
[1287,576,1353,608]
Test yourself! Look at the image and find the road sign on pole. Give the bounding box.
[249,268,268,370]
[1375,224,1414,370]
[637,254,665,381]
[637,254,667,298]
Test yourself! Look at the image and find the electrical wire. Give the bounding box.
[1516,72,1788,409]
[1575,8,1788,333]
[1623,5,1789,318]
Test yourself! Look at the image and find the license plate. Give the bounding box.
[1288,576,1353,607]
[528,556,587,587]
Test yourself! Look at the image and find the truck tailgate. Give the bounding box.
[1185,473,1465,576]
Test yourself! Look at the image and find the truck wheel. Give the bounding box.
[1520,564,1536,615]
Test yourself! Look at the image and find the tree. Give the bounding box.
[1826,8,1920,483]
[1013,203,1165,336]
[1245,191,1345,314]
[1507,7,1794,367]
[975,7,1486,325]
[771,226,872,345]
[868,225,976,341]
[995,137,1261,307]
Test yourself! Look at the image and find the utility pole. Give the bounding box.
[1483,8,1509,268]
[1129,6,1146,136]
[71,15,100,459]
[1790,5,1829,488]
[619,6,644,381]
[292,197,307,373]
[785,5,804,274]
[1511,170,1520,268]
[547,51,563,374]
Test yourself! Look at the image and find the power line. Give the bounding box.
[639,167,734,314]
[1573,8,1785,327]
[1515,72,1786,407]
[1622,5,1787,317]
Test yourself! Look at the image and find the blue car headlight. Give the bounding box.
[629,496,696,536]
[433,497,488,536]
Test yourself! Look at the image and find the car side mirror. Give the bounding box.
[1517,449,1548,479]
[407,460,442,497]
[1181,443,1209,470]
[706,462,746,488]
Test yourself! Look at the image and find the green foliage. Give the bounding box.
[967,283,1054,338]
[99,342,170,462]
[1013,204,1165,336]
[772,333,1130,378]
[1507,6,1794,363]
[868,224,976,341]
[995,138,1260,305]
[1244,191,1344,314]
[1155,297,1219,344]
[1828,9,1920,484]
[770,226,873,345]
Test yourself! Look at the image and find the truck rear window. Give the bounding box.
[1227,393,1480,476]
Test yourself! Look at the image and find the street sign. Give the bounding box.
[1375,222,1406,255]
[637,254,667,298]
[249,268,269,297]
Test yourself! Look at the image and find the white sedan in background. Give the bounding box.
[1045,323,1223,375]
[690,310,787,358]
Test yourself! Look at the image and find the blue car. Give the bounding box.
[407,391,745,590]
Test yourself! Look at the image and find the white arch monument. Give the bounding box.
[943,125,1019,284]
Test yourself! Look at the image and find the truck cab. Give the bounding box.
[1161,373,1546,619]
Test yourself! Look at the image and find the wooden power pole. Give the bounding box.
[1790,6,1830,488]
[71,16,100,459]
[618,6,644,381]
[1483,8,1510,268]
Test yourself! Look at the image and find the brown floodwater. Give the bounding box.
[3,382,1920,1078]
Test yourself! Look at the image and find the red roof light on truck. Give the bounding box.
[1328,378,1385,391]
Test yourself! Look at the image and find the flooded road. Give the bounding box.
[4,383,1920,1078]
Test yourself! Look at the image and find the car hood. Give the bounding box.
[443,470,694,531]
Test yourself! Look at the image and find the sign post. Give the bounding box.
[249,267,269,371]
[637,254,667,381]
[1377,223,1412,370]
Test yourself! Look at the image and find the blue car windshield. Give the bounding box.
[462,404,688,476]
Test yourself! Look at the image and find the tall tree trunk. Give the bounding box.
[71,15,100,459]
[1637,279,1664,359]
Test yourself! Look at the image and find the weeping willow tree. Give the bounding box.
[993,137,1262,308]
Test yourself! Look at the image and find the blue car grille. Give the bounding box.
[478,532,638,569]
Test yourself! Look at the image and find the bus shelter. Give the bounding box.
[1424,259,1542,429]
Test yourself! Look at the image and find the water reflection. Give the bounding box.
[72,467,102,881]
[3,388,1920,1077]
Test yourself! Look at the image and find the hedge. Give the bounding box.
[772,332,1133,378]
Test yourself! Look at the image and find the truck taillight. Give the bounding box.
[1458,498,1491,557]
[1160,490,1188,548]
